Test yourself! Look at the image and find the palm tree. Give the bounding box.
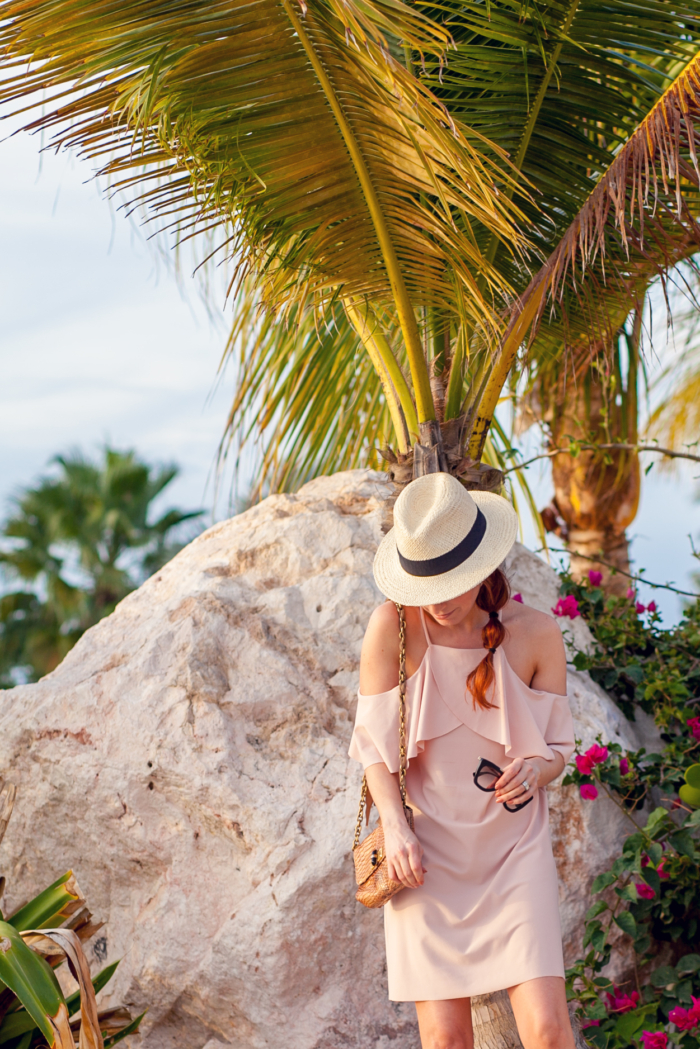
[218,0,700,590]
[0,447,201,684]
[0,0,536,483]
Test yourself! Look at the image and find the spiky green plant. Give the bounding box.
[0,780,144,1049]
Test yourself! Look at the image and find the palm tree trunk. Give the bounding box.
[543,332,641,596]
[471,990,588,1048]
[472,991,523,1048]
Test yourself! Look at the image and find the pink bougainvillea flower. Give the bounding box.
[581,1019,601,1029]
[635,882,655,900]
[657,858,670,880]
[687,716,700,741]
[619,756,630,775]
[580,783,598,800]
[552,595,581,619]
[606,988,640,1013]
[641,1032,668,1049]
[626,587,636,600]
[586,743,608,765]
[588,569,603,586]
[669,1004,699,1031]
[635,601,646,614]
[576,754,594,775]
[647,600,657,613]
[512,593,523,603]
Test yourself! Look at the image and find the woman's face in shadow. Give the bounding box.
[422,585,480,627]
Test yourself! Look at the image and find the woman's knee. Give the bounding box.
[526,1018,573,1049]
[421,1034,471,1049]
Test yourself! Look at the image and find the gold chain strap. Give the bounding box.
[397,603,408,809]
[353,603,408,849]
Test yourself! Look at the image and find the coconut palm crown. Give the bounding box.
[3,0,700,499]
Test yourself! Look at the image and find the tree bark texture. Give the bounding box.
[471,990,589,1049]
[545,353,640,596]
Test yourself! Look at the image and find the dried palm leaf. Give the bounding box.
[469,51,700,459]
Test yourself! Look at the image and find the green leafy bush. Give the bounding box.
[559,574,700,1048]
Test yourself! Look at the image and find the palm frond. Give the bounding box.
[220,294,391,496]
[220,288,545,538]
[647,365,700,452]
[422,0,700,272]
[0,0,529,350]
[466,47,700,461]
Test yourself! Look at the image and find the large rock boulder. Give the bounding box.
[0,470,654,1048]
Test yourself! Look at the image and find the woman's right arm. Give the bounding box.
[359,604,425,889]
[364,763,425,888]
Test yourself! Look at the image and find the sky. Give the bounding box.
[1,119,700,625]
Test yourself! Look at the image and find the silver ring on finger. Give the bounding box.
[522,779,530,793]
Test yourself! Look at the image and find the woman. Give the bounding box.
[350,473,576,1049]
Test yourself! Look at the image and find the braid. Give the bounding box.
[466,567,510,711]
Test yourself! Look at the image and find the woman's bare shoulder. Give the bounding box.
[502,599,565,649]
[365,600,399,640]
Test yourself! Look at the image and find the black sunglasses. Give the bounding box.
[473,757,533,813]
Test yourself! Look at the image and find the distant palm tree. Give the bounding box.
[0,447,202,685]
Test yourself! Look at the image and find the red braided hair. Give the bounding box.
[465,567,510,711]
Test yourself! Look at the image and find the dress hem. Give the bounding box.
[388,966,566,1003]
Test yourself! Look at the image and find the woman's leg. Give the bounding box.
[415,998,473,1049]
[508,977,576,1049]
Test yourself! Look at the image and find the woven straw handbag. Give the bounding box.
[353,603,415,908]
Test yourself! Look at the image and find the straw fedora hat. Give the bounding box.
[373,473,518,606]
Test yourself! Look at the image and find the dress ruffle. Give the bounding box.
[349,646,574,773]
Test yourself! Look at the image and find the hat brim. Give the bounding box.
[373,491,518,606]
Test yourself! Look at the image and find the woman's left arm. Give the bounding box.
[495,611,568,806]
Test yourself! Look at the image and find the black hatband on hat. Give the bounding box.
[397,508,487,578]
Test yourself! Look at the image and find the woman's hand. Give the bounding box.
[494,756,540,806]
[384,817,425,889]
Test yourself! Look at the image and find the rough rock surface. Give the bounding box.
[0,470,655,1048]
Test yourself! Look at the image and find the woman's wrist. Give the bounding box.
[381,806,410,831]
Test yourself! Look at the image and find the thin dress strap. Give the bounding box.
[419,606,432,646]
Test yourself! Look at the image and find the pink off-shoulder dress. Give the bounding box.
[349,608,575,1002]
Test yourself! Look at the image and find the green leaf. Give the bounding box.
[614,911,637,938]
[590,928,608,953]
[624,664,644,685]
[585,901,609,921]
[7,872,76,932]
[0,1009,39,1044]
[582,921,602,950]
[623,832,645,856]
[615,884,640,903]
[592,872,616,894]
[677,979,694,1005]
[103,1011,146,1048]
[641,868,661,896]
[586,1000,609,1020]
[634,933,652,956]
[614,1009,647,1040]
[646,842,663,867]
[650,965,678,988]
[677,954,700,974]
[644,808,668,837]
[670,830,696,859]
[0,921,65,1045]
